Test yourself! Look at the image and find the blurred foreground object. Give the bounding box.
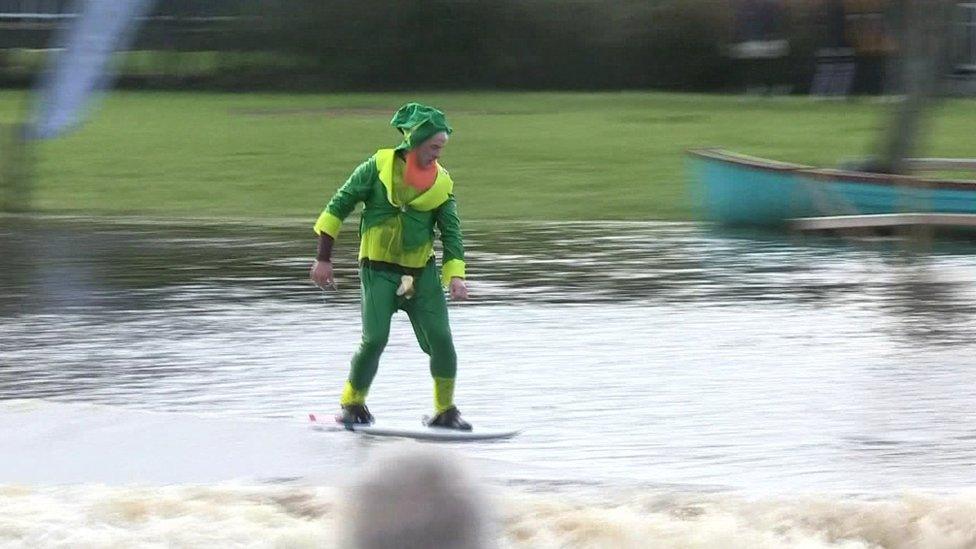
[344,444,491,549]
[28,0,156,140]
[0,0,156,213]
[876,0,955,176]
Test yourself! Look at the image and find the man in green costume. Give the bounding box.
[310,103,471,430]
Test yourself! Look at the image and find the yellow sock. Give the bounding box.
[340,381,368,406]
[433,377,455,413]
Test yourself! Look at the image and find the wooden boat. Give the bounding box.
[688,149,976,230]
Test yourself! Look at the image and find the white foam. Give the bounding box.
[0,484,339,548]
[498,491,976,549]
[2,485,976,548]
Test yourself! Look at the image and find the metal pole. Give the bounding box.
[0,122,32,213]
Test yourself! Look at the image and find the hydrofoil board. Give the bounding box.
[308,413,519,442]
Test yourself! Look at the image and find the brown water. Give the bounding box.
[0,214,976,492]
[3,215,976,547]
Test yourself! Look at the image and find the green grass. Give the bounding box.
[1,90,975,221]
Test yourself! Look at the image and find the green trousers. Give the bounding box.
[340,260,458,412]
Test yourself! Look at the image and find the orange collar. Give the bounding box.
[403,150,437,191]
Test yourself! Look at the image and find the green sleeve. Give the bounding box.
[436,194,466,286]
[313,158,376,238]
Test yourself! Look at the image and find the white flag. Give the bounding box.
[29,0,157,140]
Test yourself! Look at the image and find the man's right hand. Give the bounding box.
[310,260,335,290]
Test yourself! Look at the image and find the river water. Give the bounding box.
[2,215,976,547]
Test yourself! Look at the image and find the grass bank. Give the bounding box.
[1,91,974,222]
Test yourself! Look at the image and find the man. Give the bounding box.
[309,103,471,430]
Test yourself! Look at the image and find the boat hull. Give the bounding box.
[689,150,976,227]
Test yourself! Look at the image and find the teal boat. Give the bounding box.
[689,149,976,228]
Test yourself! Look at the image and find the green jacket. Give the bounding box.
[314,149,465,286]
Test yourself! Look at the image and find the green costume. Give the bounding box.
[313,104,465,414]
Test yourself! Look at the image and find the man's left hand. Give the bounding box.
[449,277,468,301]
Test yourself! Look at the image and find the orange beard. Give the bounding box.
[404,150,437,191]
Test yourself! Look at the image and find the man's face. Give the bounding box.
[415,132,449,167]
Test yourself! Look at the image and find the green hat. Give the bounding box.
[390,102,452,151]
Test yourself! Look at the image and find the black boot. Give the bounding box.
[424,406,472,431]
[336,403,374,425]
